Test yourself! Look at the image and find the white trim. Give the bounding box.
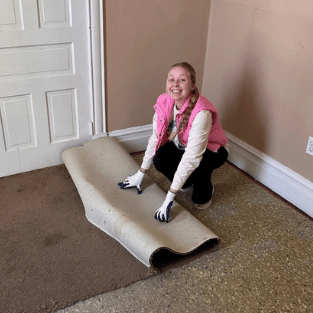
[89,0,107,137]
[108,124,153,153]
[226,131,313,218]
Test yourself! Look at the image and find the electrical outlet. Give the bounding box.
[306,136,313,156]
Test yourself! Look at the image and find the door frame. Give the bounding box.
[89,0,107,138]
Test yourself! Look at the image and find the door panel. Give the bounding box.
[46,88,79,143]
[0,0,93,177]
[0,0,24,31]
[38,0,72,28]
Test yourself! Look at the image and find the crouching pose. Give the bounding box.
[118,62,228,223]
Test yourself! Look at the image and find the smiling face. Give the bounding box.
[166,66,195,109]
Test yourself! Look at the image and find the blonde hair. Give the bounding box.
[168,62,200,142]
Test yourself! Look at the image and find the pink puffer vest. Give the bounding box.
[153,93,228,152]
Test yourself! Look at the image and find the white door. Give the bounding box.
[0,0,93,177]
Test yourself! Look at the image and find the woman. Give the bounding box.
[118,62,228,223]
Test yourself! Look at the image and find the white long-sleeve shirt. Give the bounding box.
[141,106,213,191]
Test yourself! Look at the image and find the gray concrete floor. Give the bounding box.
[57,254,222,313]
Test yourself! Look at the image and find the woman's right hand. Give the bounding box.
[117,169,145,194]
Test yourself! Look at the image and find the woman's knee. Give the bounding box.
[214,147,228,169]
[153,142,183,177]
[152,154,164,172]
[201,147,228,171]
[153,146,170,173]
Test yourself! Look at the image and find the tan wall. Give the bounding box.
[202,0,313,182]
[105,0,210,132]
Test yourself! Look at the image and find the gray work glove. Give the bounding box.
[118,169,145,194]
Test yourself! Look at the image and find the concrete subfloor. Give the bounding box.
[57,232,313,313]
[57,251,245,313]
[57,159,313,313]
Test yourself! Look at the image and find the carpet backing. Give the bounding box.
[62,137,219,267]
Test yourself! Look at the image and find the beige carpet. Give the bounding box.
[62,137,219,267]
[0,163,152,313]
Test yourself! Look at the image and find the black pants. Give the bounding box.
[153,141,228,204]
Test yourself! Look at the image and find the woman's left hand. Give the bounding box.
[154,191,176,223]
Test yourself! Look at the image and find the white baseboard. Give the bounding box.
[106,125,313,218]
[108,124,153,153]
[226,131,313,218]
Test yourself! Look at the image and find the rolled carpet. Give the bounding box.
[62,137,219,267]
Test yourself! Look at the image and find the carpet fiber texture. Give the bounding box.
[0,164,152,313]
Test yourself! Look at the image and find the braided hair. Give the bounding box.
[168,62,200,142]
